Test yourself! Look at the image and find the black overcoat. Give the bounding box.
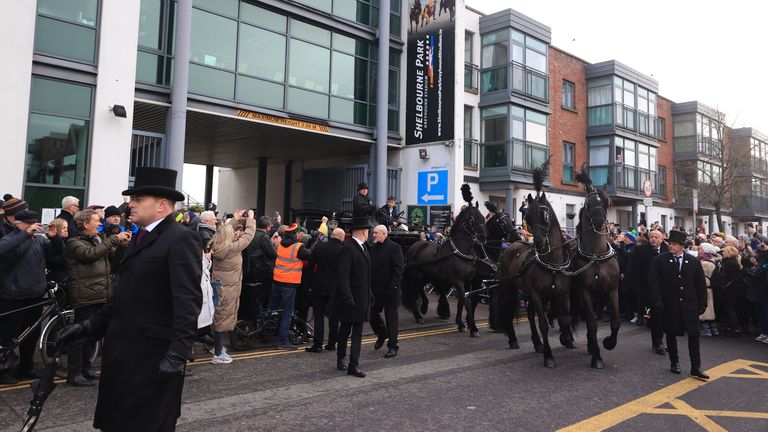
[648,251,707,337]
[370,237,404,307]
[331,239,372,323]
[88,216,202,431]
[626,243,667,306]
[310,237,343,297]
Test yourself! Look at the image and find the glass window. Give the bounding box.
[333,33,369,57]
[236,75,284,109]
[465,32,473,63]
[37,0,98,25]
[238,24,286,81]
[294,0,332,13]
[562,80,575,110]
[331,52,356,98]
[526,114,546,145]
[193,0,238,17]
[136,51,164,85]
[188,63,235,99]
[563,142,574,182]
[464,106,472,138]
[139,0,163,50]
[483,144,507,168]
[334,0,370,24]
[287,87,329,118]
[330,97,367,125]
[481,106,508,143]
[526,48,546,72]
[588,81,611,106]
[289,39,330,92]
[190,9,237,70]
[588,106,612,126]
[30,78,92,118]
[240,2,286,33]
[35,15,97,63]
[291,20,331,46]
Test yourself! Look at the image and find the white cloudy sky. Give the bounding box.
[465,0,768,131]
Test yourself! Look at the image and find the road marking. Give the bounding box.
[558,359,768,432]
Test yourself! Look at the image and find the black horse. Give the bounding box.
[438,0,455,21]
[569,166,621,369]
[408,0,422,35]
[402,186,487,336]
[498,163,575,368]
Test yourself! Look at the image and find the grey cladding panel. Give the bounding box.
[479,9,551,43]
[585,60,658,92]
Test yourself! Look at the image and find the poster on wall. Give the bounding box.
[407,205,428,227]
[428,205,452,230]
[405,0,456,145]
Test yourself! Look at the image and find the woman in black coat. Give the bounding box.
[719,246,746,335]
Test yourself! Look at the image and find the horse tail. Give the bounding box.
[496,250,519,335]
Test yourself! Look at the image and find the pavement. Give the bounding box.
[1,295,766,432]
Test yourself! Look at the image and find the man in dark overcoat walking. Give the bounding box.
[369,224,404,358]
[332,217,373,378]
[305,228,344,352]
[59,167,202,431]
[626,229,668,354]
[648,229,709,380]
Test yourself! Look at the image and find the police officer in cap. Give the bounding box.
[352,182,376,225]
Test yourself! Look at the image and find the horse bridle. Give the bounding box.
[528,204,571,271]
[583,189,608,234]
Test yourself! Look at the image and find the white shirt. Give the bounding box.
[352,236,366,252]
[143,217,165,232]
[673,253,684,272]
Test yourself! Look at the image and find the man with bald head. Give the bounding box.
[370,225,405,358]
[626,228,668,354]
[305,228,345,352]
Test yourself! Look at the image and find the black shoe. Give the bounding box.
[691,369,710,380]
[197,334,215,346]
[336,360,347,371]
[305,345,324,353]
[325,344,336,351]
[67,375,98,387]
[82,370,100,381]
[670,362,681,374]
[654,345,667,355]
[384,348,398,358]
[373,337,386,350]
[347,366,366,378]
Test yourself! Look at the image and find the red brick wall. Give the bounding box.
[548,46,587,193]
[656,95,674,204]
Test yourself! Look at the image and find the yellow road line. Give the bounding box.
[558,359,768,432]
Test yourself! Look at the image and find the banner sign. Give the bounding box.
[428,205,452,230]
[405,0,455,145]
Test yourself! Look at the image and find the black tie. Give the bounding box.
[676,256,682,271]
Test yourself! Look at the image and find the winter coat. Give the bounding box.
[626,243,668,306]
[0,229,63,300]
[58,209,79,237]
[719,256,745,306]
[353,193,376,220]
[196,223,216,251]
[331,239,372,323]
[370,237,405,307]
[242,229,277,284]
[86,215,202,431]
[198,255,214,328]
[648,252,707,337]
[211,218,255,332]
[309,237,343,297]
[64,233,121,309]
[699,259,716,321]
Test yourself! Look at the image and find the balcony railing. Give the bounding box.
[638,111,657,138]
[464,63,479,93]
[696,135,723,160]
[589,164,658,197]
[615,103,636,131]
[480,61,549,102]
[734,195,768,214]
[464,138,478,169]
[481,139,549,172]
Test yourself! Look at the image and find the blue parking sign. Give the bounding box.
[417,170,448,205]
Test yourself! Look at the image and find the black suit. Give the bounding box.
[353,193,376,221]
[332,238,372,369]
[378,204,399,227]
[369,237,404,349]
[308,237,343,347]
[87,215,202,431]
[626,242,668,348]
[649,251,707,370]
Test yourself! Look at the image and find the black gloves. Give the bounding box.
[57,321,92,347]
[158,351,187,379]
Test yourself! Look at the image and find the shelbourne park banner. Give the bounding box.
[405,0,455,145]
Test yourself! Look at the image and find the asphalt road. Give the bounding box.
[1,297,766,432]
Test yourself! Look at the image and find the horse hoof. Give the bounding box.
[457,326,467,333]
[603,338,617,351]
[591,358,605,369]
[560,334,576,349]
[415,316,424,324]
[544,358,556,368]
[470,330,480,338]
[509,341,520,350]
[437,314,450,320]
[534,344,543,354]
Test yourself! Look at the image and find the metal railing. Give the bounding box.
[696,135,723,160]
[464,63,479,92]
[480,139,549,172]
[464,138,478,169]
[480,61,549,102]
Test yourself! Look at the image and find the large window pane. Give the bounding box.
[526,120,546,144]
[589,146,609,165]
[190,9,236,70]
[238,24,286,81]
[481,106,507,142]
[26,114,89,187]
[38,0,97,25]
[287,88,328,118]
[291,20,331,46]
[136,51,164,85]
[482,43,507,68]
[240,2,286,33]
[294,0,332,13]
[330,97,367,125]
[588,106,612,126]
[193,0,237,17]
[138,0,163,49]
[333,33,369,57]
[31,77,92,118]
[236,75,284,109]
[188,64,234,99]
[526,48,546,72]
[481,67,506,93]
[289,39,330,92]
[483,144,507,168]
[588,85,611,106]
[334,0,369,23]
[331,52,355,98]
[35,16,96,62]
[23,186,84,214]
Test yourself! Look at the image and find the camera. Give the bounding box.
[104,223,122,236]
[242,211,249,218]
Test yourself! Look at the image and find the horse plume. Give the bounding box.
[461,183,473,204]
[574,162,594,192]
[531,156,551,196]
[485,201,499,214]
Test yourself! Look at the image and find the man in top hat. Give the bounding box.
[58,167,202,431]
[332,216,373,378]
[352,182,376,225]
[648,229,709,380]
[269,222,311,350]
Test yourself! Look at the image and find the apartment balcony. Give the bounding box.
[589,164,659,200]
[464,138,478,169]
[731,195,768,219]
[464,63,479,93]
[480,61,549,103]
[479,139,549,188]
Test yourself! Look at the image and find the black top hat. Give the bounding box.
[667,230,687,245]
[357,182,368,191]
[104,205,121,218]
[350,216,372,231]
[122,167,185,202]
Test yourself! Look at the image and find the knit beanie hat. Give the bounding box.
[2,198,29,216]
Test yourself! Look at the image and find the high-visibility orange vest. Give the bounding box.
[273,242,303,284]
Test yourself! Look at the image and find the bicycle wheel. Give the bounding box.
[39,311,101,378]
[288,318,309,346]
[229,320,257,351]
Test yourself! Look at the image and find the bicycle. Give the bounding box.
[0,281,99,380]
[229,308,314,351]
